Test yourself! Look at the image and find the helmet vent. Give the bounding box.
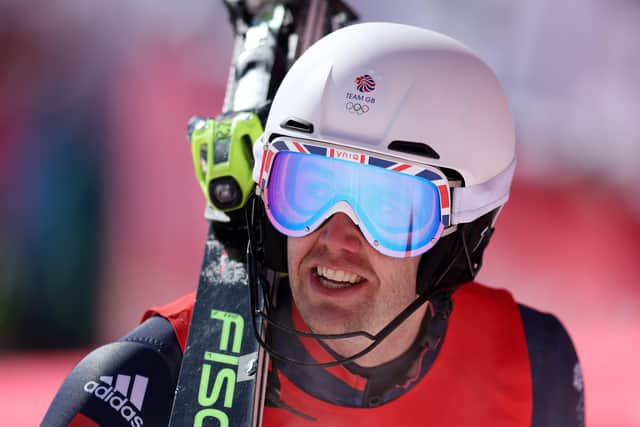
[280,117,314,134]
[388,140,440,160]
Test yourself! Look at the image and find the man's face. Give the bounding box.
[287,212,426,367]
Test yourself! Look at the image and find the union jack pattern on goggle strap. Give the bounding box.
[257,138,452,227]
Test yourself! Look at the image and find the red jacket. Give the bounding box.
[145,282,532,426]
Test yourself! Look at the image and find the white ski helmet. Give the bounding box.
[247,22,517,365]
[255,22,516,226]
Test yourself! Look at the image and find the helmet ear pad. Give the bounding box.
[256,199,289,272]
[416,208,500,296]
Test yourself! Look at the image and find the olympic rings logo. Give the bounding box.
[345,102,370,115]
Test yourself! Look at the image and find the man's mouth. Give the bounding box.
[315,266,364,289]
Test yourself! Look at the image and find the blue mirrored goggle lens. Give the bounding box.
[265,151,442,254]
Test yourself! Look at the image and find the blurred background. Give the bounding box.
[0,0,638,425]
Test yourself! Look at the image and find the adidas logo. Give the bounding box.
[83,374,147,427]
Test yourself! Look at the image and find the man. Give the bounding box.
[43,22,584,426]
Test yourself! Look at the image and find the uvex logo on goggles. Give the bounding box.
[257,137,451,258]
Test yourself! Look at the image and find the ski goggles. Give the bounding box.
[255,137,453,258]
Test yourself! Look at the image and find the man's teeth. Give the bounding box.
[316,266,363,286]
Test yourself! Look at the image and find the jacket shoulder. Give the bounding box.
[518,304,585,427]
[42,316,182,426]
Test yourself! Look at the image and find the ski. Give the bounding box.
[169,2,356,426]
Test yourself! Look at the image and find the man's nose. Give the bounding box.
[317,213,364,253]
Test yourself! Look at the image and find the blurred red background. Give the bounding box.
[0,1,638,425]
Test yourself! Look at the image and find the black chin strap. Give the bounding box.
[247,200,481,367]
[246,192,499,367]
